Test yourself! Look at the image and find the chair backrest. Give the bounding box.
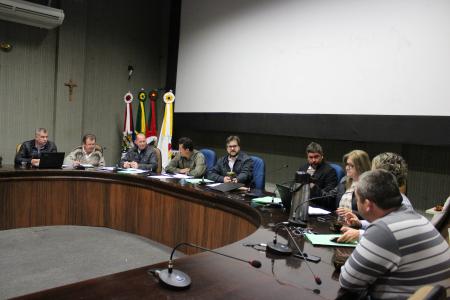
[408,285,446,300]
[16,143,22,154]
[199,148,217,172]
[153,147,162,174]
[431,196,450,234]
[329,163,345,183]
[251,156,265,190]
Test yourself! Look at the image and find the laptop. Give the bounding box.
[276,183,292,210]
[39,152,65,169]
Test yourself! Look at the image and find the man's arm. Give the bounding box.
[63,150,78,166]
[137,149,157,171]
[207,158,225,183]
[321,166,338,192]
[236,157,253,184]
[339,224,400,294]
[14,142,31,165]
[98,155,105,167]
[164,154,181,174]
[187,153,206,178]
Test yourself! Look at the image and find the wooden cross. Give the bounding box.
[64,79,78,102]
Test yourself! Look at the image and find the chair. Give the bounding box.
[199,148,217,172]
[251,156,265,190]
[329,163,345,182]
[153,146,162,174]
[408,285,446,300]
[16,143,22,153]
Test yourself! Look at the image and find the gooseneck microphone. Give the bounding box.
[266,223,293,255]
[268,222,322,285]
[154,242,262,290]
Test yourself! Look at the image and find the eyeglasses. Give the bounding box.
[345,163,355,169]
[227,144,239,149]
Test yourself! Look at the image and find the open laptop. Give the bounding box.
[38,152,65,169]
[276,183,292,210]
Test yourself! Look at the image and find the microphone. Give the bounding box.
[153,242,262,290]
[268,222,322,285]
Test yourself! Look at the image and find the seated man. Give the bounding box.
[64,133,105,167]
[15,128,58,167]
[207,135,253,185]
[338,152,413,242]
[339,169,450,299]
[165,137,206,178]
[300,142,338,209]
[120,133,157,171]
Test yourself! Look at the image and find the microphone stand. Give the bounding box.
[153,242,262,290]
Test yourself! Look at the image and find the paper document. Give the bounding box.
[172,173,194,179]
[206,183,222,187]
[308,206,331,215]
[304,233,357,248]
[149,175,173,179]
[185,178,214,184]
[117,168,148,174]
[99,167,115,171]
[251,196,282,204]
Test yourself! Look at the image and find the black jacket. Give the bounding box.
[298,161,338,195]
[310,176,357,211]
[120,146,157,171]
[207,152,253,185]
[15,139,58,165]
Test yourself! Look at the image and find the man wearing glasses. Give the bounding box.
[207,135,253,185]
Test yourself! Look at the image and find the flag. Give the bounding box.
[122,91,135,151]
[158,90,175,168]
[147,89,158,138]
[135,88,147,135]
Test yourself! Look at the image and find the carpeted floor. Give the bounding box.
[0,225,178,299]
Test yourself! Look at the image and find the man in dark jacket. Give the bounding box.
[207,135,253,185]
[15,128,58,167]
[298,142,338,209]
[120,133,157,171]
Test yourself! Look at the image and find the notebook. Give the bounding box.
[38,152,65,169]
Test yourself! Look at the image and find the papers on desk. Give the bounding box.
[149,174,173,179]
[185,178,214,184]
[117,168,148,174]
[207,183,222,187]
[308,206,331,215]
[252,196,282,204]
[80,164,94,168]
[171,173,194,179]
[99,167,115,171]
[305,234,358,248]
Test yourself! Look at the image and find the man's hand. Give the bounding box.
[224,176,232,183]
[130,161,138,169]
[343,211,361,228]
[31,159,40,167]
[123,161,131,168]
[179,168,190,174]
[338,227,360,243]
[73,161,80,167]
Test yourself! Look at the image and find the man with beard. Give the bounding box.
[207,135,253,185]
[298,142,338,206]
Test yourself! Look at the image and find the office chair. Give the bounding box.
[16,143,22,153]
[251,156,265,190]
[199,148,217,172]
[329,163,345,182]
[152,146,162,174]
[408,285,446,300]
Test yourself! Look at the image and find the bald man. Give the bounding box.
[120,134,157,171]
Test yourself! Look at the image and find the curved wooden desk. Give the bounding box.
[0,167,344,300]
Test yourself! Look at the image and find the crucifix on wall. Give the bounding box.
[64,79,78,102]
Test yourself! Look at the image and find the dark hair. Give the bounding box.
[356,169,403,210]
[179,137,194,151]
[82,133,96,144]
[226,135,240,146]
[306,142,323,155]
[372,152,408,187]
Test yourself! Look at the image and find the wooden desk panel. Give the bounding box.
[0,167,342,299]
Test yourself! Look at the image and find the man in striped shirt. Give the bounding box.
[339,169,450,299]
